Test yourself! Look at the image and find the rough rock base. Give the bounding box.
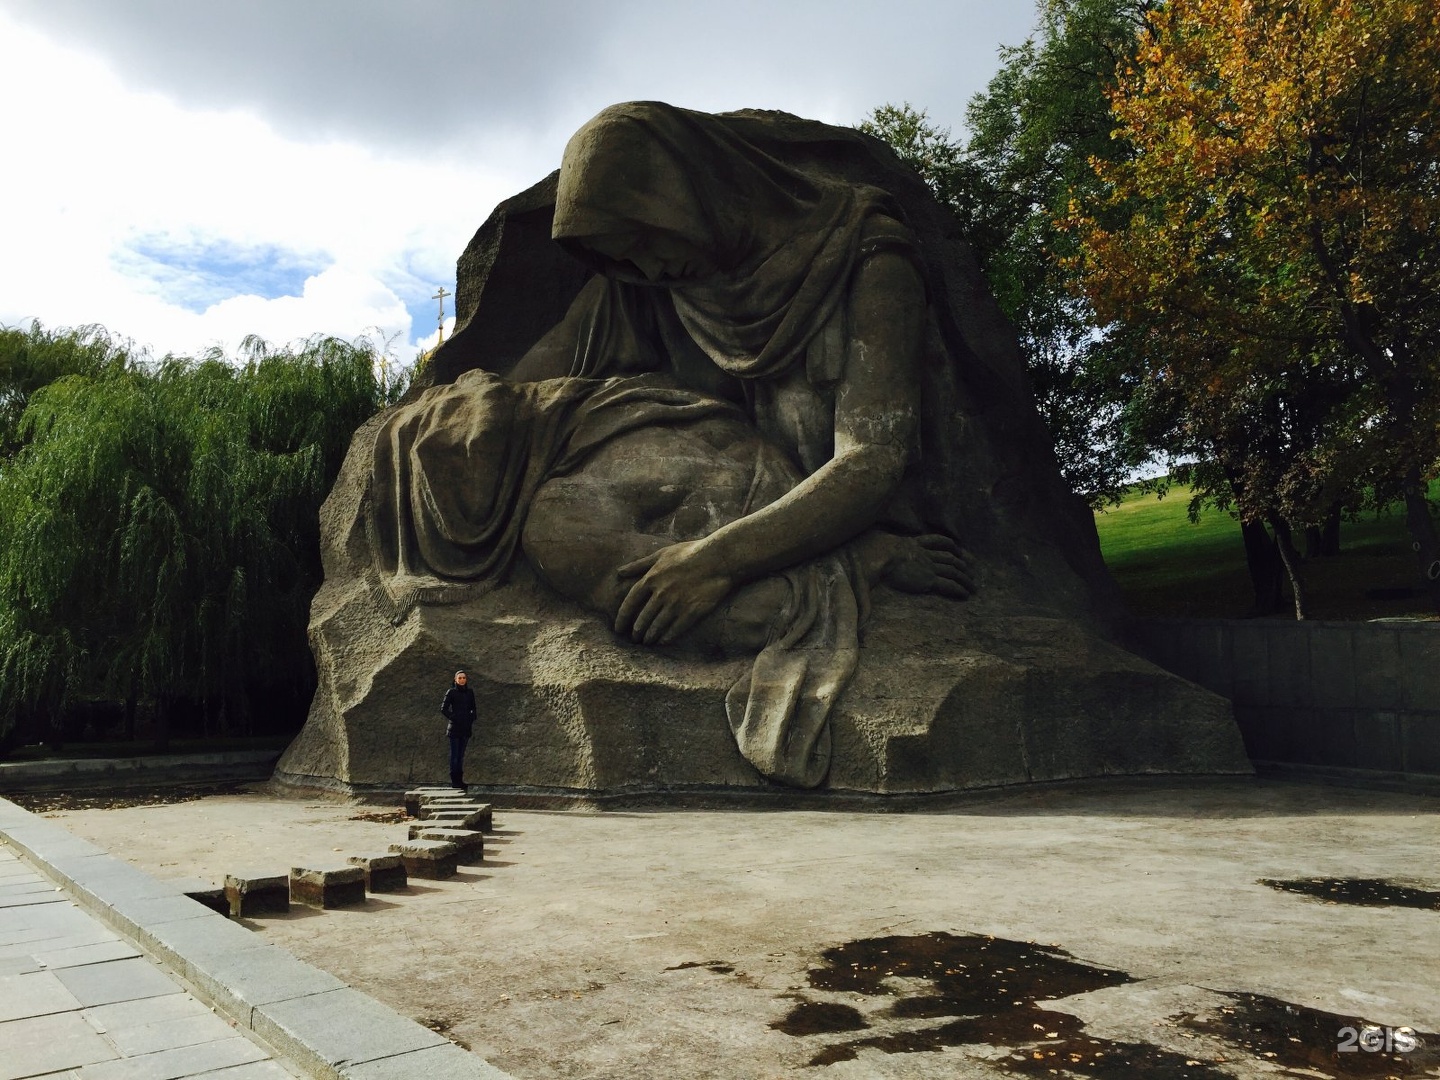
[274,568,1251,802]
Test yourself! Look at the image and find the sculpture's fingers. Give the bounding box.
[933,577,972,599]
[617,550,662,579]
[938,564,978,593]
[917,533,963,556]
[615,577,652,637]
[630,590,667,644]
[656,602,708,646]
[646,604,688,647]
[929,551,968,571]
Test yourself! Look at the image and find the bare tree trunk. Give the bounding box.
[1401,468,1440,613]
[1267,514,1308,620]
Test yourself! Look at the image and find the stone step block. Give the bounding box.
[224,872,290,917]
[407,826,484,863]
[347,853,408,893]
[289,865,367,909]
[388,839,459,879]
[403,788,467,817]
[403,791,435,817]
[424,806,490,832]
[444,802,493,832]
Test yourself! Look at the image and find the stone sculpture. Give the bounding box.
[275,102,1250,798]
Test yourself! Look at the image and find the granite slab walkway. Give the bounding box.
[0,798,513,1080]
[0,846,293,1080]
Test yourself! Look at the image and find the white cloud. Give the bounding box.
[0,10,536,362]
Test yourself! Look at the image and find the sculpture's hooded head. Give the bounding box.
[553,101,918,379]
[553,101,819,285]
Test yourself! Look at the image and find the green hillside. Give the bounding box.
[1094,484,1439,620]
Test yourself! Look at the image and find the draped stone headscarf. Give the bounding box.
[552,101,919,385]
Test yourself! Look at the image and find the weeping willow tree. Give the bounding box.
[1,322,133,458]
[0,327,406,751]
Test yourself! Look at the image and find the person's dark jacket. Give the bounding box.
[441,683,477,738]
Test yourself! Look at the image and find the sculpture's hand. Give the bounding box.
[615,540,736,646]
[882,534,978,599]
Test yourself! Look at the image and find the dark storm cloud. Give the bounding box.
[1,0,1036,159]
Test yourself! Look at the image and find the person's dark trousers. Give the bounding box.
[449,732,470,788]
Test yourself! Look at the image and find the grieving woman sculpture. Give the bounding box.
[276,102,1250,797]
[367,103,984,786]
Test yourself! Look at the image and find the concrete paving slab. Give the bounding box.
[140,912,271,977]
[0,968,85,1021]
[75,1034,267,1080]
[0,954,41,976]
[342,1045,515,1080]
[62,860,184,902]
[252,988,446,1074]
[186,1062,295,1079]
[0,879,61,897]
[0,927,121,958]
[185,944,346,1027]
[0,1010,117,1079]
[102,1009,248,1057]
[0,889,66,909]
[54,956,184,1007]
[32,938,141,970]
[0,900,93,934]
[101,894,215,936]
[1,823,107,859]
[83,991,212,1032]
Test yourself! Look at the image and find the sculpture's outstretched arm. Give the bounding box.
[614,251,926,645]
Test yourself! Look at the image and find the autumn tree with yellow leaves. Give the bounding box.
[1069,0,1440,616]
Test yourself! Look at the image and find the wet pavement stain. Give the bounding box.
[666,960,736,974]
[1178,992,1440,1077]
[805,931,1133,1011]
[770,1002,869,1037]
[783,932,1229,1075]
[811,1006,1232,1075]
[1260,877,1440,911]
[777,932,1440,1076]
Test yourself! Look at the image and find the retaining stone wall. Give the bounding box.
[1127,618,1440,787]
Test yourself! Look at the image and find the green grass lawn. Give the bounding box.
[1093,483,1440,620]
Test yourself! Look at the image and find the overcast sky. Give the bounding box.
[0,1,1039,363]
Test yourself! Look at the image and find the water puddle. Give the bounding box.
[780,932,1226,1075]
[775,931,1439,1077]
[1260,877,1440,911]
[1178,993,1440,1077]
[769,1001,868,1037]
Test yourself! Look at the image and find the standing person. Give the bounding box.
[440,670,476,789]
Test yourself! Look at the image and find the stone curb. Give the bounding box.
[0,796,514,1080]
[0,750,281,791]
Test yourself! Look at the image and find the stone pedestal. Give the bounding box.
[347,853,408,893]
[389,840,460,879]
[224,872,289,917]
[289,865,367,909]
[276,573,1251,802]
[409,826,485,863]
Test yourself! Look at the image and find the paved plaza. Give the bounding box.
[0,847,293,1080]
[19,778,1438,1079]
